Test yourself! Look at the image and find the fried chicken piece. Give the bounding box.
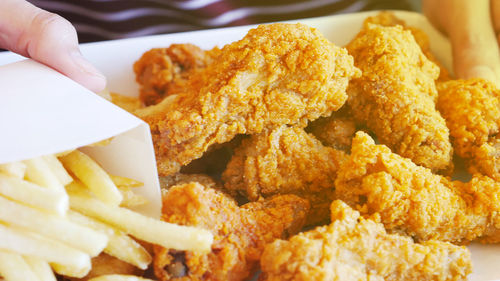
[159,173,219,191]
[134,44,219,106]
[109,92,144,113]
[260,200,471,281]
[364,11,450,81]
[223,125,346,225]
[154,182,309,281]
[335,131,500,243]
[136,23,360,176]
[437,78,500,180]
[306,108,356,151]
[346,24,453,173]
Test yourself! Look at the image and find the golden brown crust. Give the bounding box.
[335,132,500,243]
[260,200,471,281]
[364,11,450,81]
[346,24,453,173]
[222,125,346,225]
[133,44,217,106]
[437,78,500,180]
[306,109,356,151]
[154,182,309,281]
[136,23,360,176]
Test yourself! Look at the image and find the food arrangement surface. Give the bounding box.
[1,10,500,281]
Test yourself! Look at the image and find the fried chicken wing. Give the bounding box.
[154,182,309,281]
[364,11,450,81]
[335,131,500,243]
[437,78,500,180]
[346,24,453,173]
[260,200,471,281]
[222,125,346,225]
[136,23,360,176]
[305,109,356,151]
[133,44,218,106]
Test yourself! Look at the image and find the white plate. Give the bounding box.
[0,10,498,281]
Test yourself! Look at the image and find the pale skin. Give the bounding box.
[1,0,499,89]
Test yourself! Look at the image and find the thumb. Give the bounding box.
[447,0,500,85]
[0,0,106,93]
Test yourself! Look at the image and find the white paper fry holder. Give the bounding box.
[0,59,161,218]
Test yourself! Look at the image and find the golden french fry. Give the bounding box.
[50,261,90,278]
[67,186,213,253]
[41,155,73,186]
[0,161,26,178]
[0,174,68,215]
[110,92,144,113]
[24,157,65,192]
[24,256,57,281]
[0,195,107,256]
[119,187,148,208]
[88,274,154,281]
[0,224,90,273]
[68,211,152,270]
[0,250,40,281]
[59,150,122,206]
[110,175,143,188]
[89,138,113,147]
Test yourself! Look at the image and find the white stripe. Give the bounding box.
[34,0,360,27]
[74,23,198,39]
[86,0,223,10]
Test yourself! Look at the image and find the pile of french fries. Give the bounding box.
[0,147,213,281]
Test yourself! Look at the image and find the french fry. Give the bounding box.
[50,261,91,278]
[0,223,90,274]
[110,175,143,188]
[0,250,40,281]
[68,211,152,270]
[42,154,73,186]
[119,187,148,208]
[59,150,122,206]
[24,256,57,281]
[0,195,107,256]
[0,161,26,178]
[24,157,65,192]
[88,274,154,281]
[67,186,213,253]
[0,174,68,215]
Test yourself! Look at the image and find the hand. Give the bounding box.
[423,0,500,86]
[0,0,106,92]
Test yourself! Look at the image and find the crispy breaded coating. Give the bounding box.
[136,23,360,176]
[222,125,346,225]
[154,182,309,281]
[335,132,500,243]
[364,11,450,81]
[133,44,218,106]
[260,200,471,281]
[159,173,219,191]
[437,78,500,180]
[346,24,453,173]
[306,109,356,151]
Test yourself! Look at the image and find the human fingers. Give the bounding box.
[0,0,106,92]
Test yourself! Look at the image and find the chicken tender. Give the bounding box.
[136,23,360,176]
[335,131,500,243]
[222,125,346,225]
[134,44,218,106]
[154,182,309,281]
[364,11,450,81]
[260,200,471,281]
[437,78,500,180]
[346,24,453,173]
[306,109,356,151]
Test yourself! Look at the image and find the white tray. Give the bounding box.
[0,10,497,281]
